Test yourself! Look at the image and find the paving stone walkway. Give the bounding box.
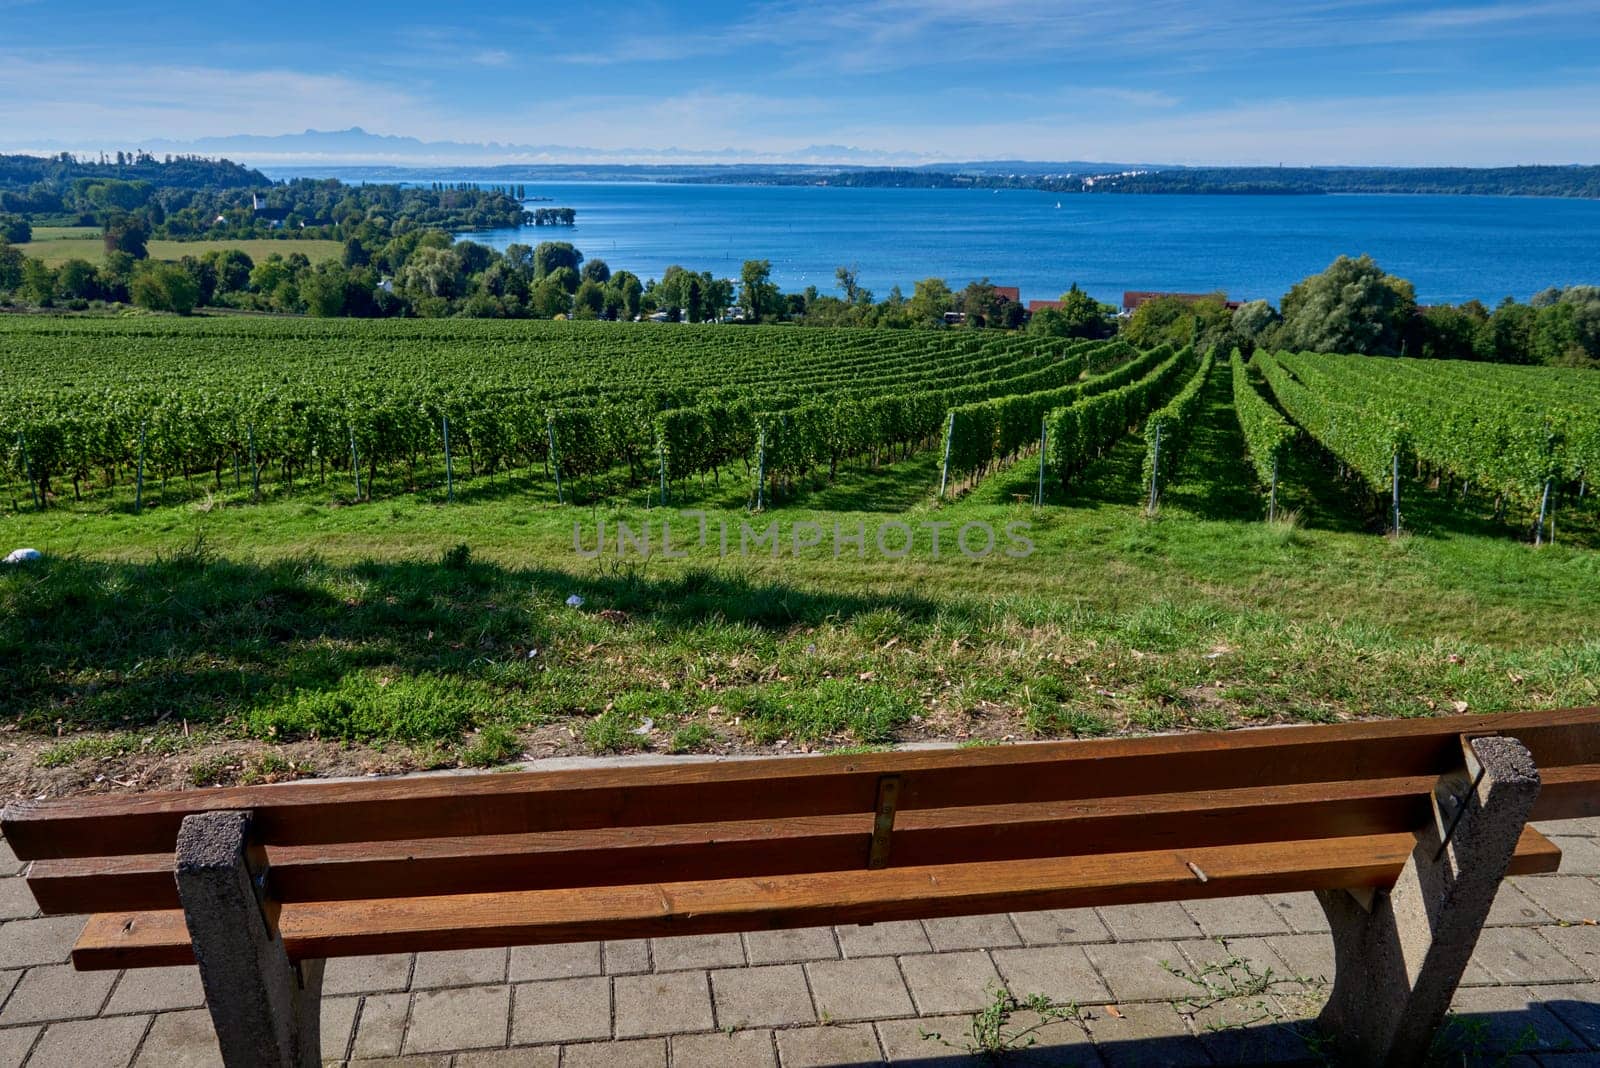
[0,818,1596,1066]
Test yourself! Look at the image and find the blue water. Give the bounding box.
[458,183,1600,306]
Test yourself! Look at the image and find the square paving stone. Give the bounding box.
[0,837,21,875]
[1264,933,1335,987]
[613,971,715,1038]
[1177,937,1305,994]
[743,926,838,964]
[348,1058,450,1067]
[808,957,916,1023]
[1096,903,1200,942]
[455,1048,559,1067]
[132,1008,221,1067]
[411,947,508,989]
[671,1027,778,1066]
[1088,1001,1209,1068]
[923,914,1022,952]
[322,995,359,1062]
[351,992,411,1059]
[102,965,205,1014]
[1473,928,1591,984]
[1515,877,1600,924]
[561,1037,666,1066]
[604,939,651,974]
[1543,983,1600,1049]
[1009,909,1111,946]
[324,953,413,995]
[710,963,814,1029]
[1181,896,1290,938]
[992,946,1111,1005]
[0,917,82,969]
[0,879,37,922]
[836,921,932,958]
[0,964,114,1025]
[1082,942,1197,1003]
[1491,882,1556,926]
[900,950,1005,1015]
[0,1026,39,1068]
[1544,925,1600,980]
[775,1024,882,1067]
[510,941,602,982]
[1445,986,1586,1054]
[510,976,611,1044]
[0,972,18,1011]
[1550,838,1600,876]
[403,985,512,1054]
[1538,818,1600,838]
[27,1015,147,1068]
[1189,1010,1313,1066]
[650,932,744,971]
[1262,892,1330,934]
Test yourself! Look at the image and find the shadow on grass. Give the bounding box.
[0,546,949,733]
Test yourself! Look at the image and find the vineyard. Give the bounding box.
[1,316,1598,544]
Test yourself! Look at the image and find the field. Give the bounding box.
[13,226,344,267]
[0,316,1595,796]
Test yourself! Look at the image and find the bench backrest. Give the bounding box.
[5,707,1597,925]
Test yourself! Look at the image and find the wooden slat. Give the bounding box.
[29,762,1600,916]
[70,825,1563,970]
[9,707,1598,860]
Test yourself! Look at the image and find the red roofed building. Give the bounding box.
[1028,299,1065,313]
[992,286,1021,304]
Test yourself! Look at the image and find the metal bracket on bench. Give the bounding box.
[175,810,324,1068]
[868,775,900,870]
[1315,733,1540,1067]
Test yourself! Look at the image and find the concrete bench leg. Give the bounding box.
[175,810,324,1068]
[1315,735,1540,1067]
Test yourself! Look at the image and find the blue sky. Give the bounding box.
[4,0,1600,165]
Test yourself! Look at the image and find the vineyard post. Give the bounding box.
[134,423,146,515]
[1035,416,1048,507]
[657,436,667,508]
[247,423,260,501]
[546,417,563,505]
[1269,454,1279,522]
[1146,421,1162,514]
[441,416,453,503]
[1391,451,1401,535]
[18,433,39,510]
[754,426,766,512]
[937,411,955,499]
[1536,479,1552,546]
[348,422,363,501]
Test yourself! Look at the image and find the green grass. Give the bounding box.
[2,358,1596,783]
[14,227,344,268]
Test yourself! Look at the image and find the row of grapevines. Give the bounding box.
[1230,349,1296,491]
[1045,345,1196,485]
[1141,347,1216,504]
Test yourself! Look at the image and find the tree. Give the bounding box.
[607,270,643,320]
[907,277,955,326]
[958,279,1005,327]
[581,259,611,285]
[0,244,23,294]
[572,278,606,319]
[129,261,200,314]
[738,259,778,321]
[300,267,348,317]
[532,241,582,279]
[56,259,100,301]
[1123,294,1233,351]
[835,263,862,303]
[204,248,254,294]
[0,214,30,244]
[1029,284,1113,339]
[19,259,55,304]
[341,237,371,268]
[1230,300,1281,353]
[1278,254,1416,355]
[103,214,149,259]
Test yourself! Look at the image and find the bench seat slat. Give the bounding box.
[8,708,1597,861]
[69,825,1563,971]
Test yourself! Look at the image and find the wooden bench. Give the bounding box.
[4,707,1598,1067]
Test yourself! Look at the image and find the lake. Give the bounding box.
[455,182,1600,306]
